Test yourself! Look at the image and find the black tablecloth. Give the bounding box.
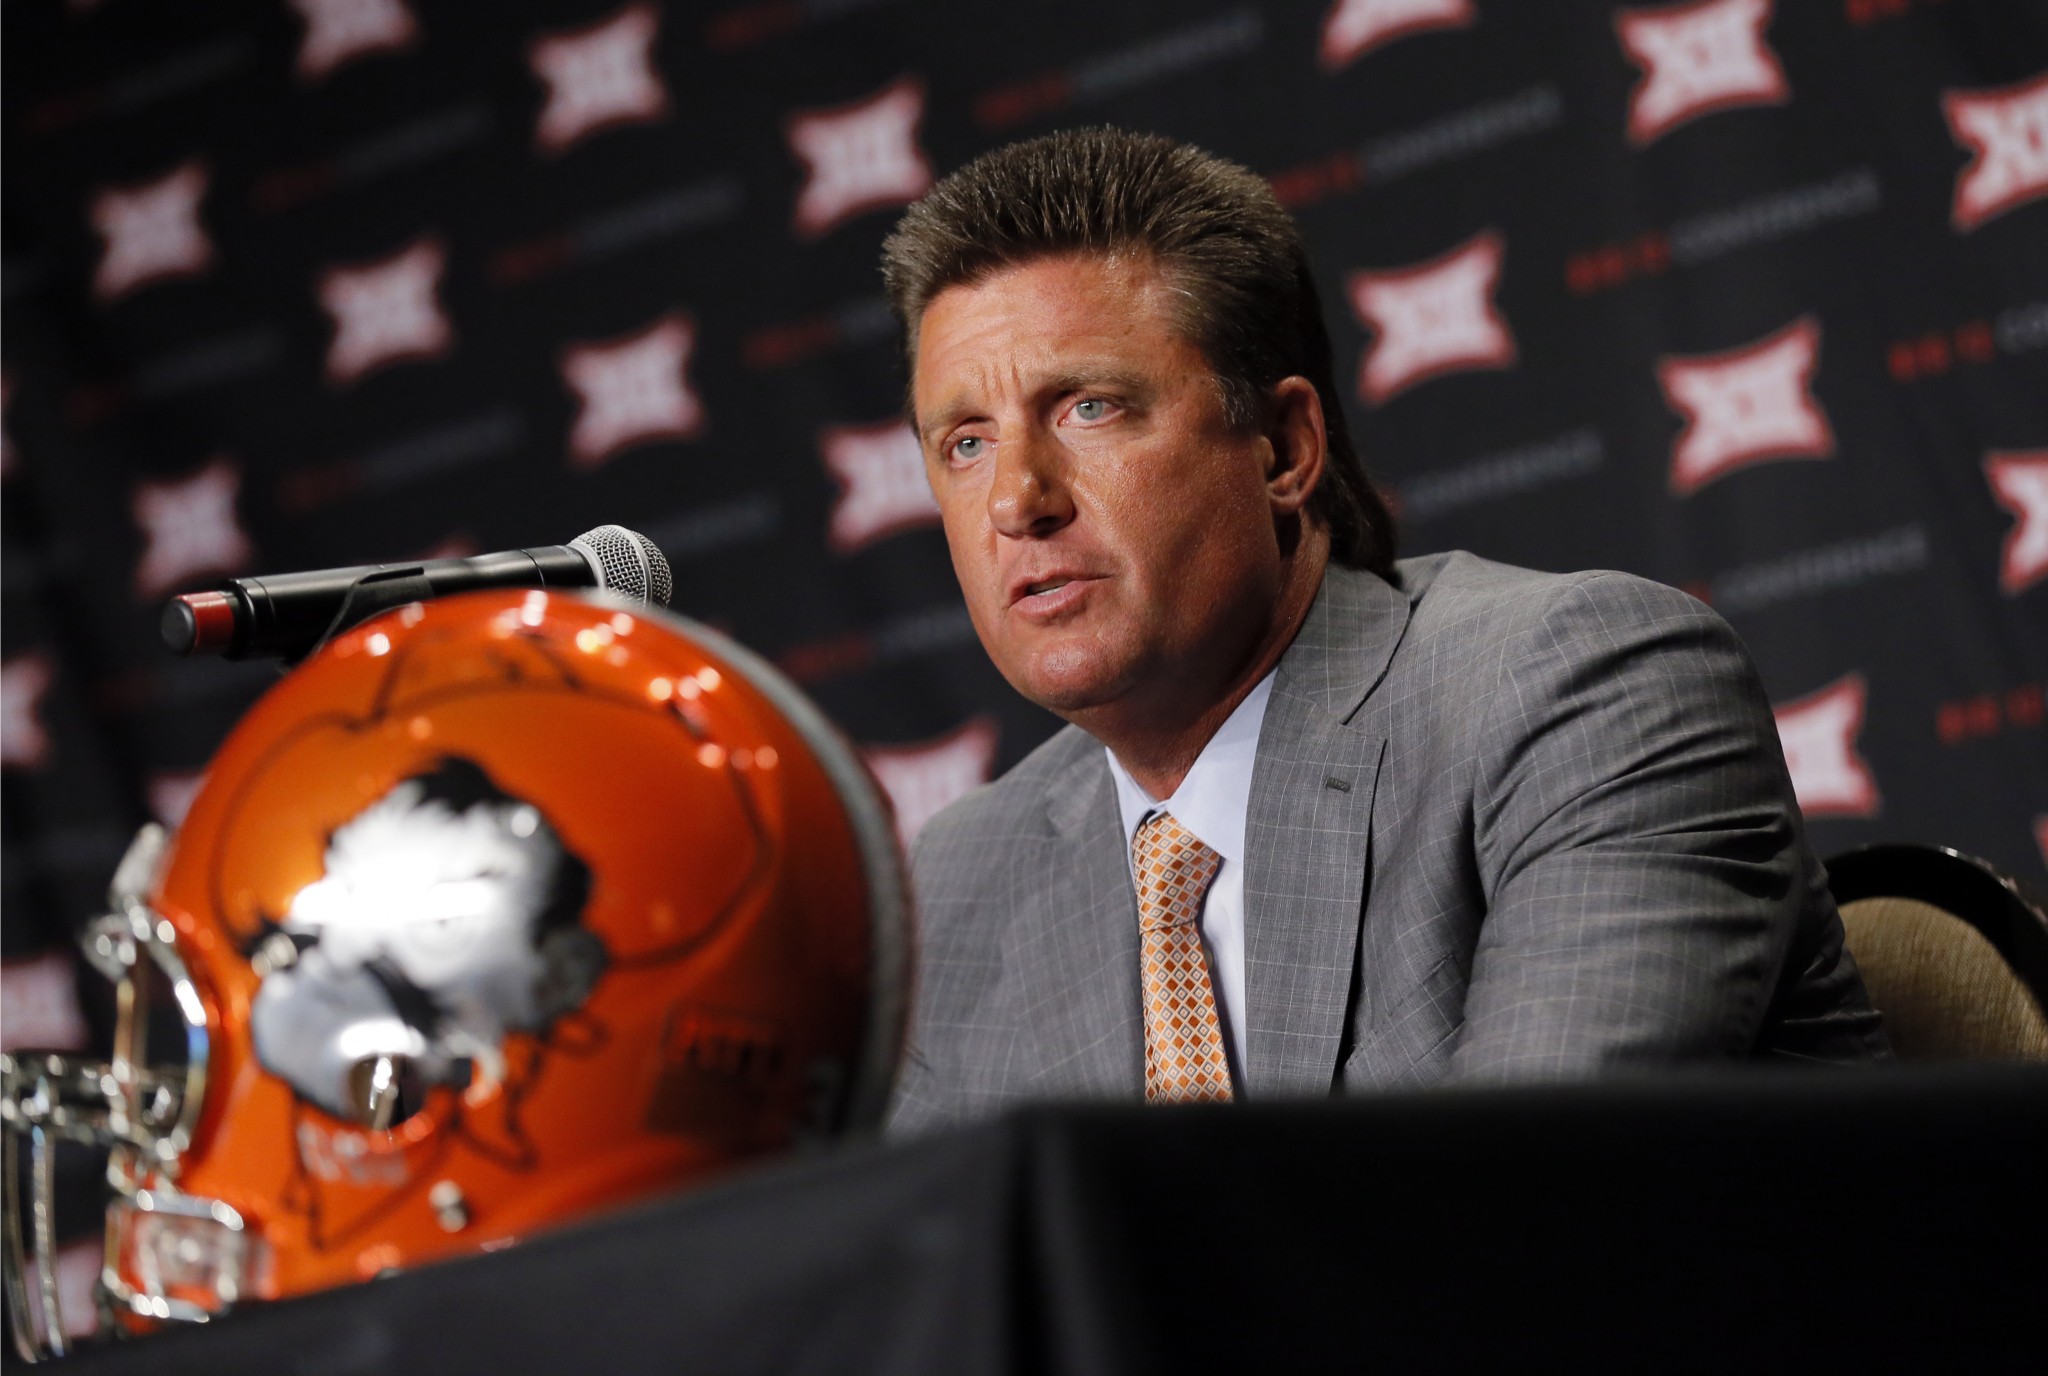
[61,1067,2048,1374]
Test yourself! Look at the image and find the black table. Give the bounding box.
[62,1067,2048,1374]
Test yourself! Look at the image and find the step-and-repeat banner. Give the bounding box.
[5,1,2046,1076]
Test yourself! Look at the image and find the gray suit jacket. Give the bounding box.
[889,553,1886,1133]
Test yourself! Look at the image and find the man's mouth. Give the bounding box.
[1006,572,1097,615]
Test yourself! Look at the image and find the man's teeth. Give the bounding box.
[1028,579,1070,596]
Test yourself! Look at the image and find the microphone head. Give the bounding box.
[569,526,673,607]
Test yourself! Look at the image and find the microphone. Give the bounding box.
[162,525,673,660]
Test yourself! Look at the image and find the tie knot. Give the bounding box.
[1132,812,1221,930]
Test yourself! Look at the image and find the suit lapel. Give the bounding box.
[1007,746,1144,1095]
[1243,566,1412,1096]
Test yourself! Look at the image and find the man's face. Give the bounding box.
[913,253,1288,723]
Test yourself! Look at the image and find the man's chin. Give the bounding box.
[1001,649,1134,721]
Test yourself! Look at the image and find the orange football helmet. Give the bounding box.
[2,590,908,1358]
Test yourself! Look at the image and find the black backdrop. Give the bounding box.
[4,1,2046,1062]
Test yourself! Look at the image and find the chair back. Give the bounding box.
[1828,845,2048,1060]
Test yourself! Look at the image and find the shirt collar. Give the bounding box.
[1105,670,1276,867]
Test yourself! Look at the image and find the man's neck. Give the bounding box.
[1088,539,1329,800]
[1105,674,1273,802]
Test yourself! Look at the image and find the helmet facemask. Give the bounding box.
[4,823,244,1361]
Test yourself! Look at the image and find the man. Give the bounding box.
[881,128,1885,1132]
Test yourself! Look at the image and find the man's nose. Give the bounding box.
[987,430,1074,538]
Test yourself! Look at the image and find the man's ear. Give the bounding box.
[1264,376,1327,516]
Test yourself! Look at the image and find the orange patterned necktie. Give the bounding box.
[1132,812,1234,1103]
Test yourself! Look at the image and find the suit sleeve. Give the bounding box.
[1447,573,1843,1077]
[883,825,950,1137]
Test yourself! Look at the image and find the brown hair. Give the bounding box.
[880,126,1395,575]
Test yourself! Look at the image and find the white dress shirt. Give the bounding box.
[1104,670,1275,1091]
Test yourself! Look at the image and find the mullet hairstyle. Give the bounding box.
[880,126,1396,575]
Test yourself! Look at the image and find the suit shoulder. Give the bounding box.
[1397,551,1723,643]
[910,721,1095,862]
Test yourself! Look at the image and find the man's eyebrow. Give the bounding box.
[917,398,973,445]
[1043,366,1154,401]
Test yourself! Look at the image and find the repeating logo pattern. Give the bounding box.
[1658,316,1833,495]
[1616,0,1789,146]
[530,2,669,155]
[862,718,999,854]
[1,654,55,772]
[130,458,255,600]
[1773,674,1880,820]
[1985,450,2048,595]
[290,0,419,83]
[0,950,91,1052]
[560,314,705,468]
[1944,71,2048,232]
[1347,231,1515,405]
[821,421,939,554]
[4,1,2047,996]
[90,161,213,303]
[1318,0,1476,71]
[787,77,934,239]
[319,238,455,386]
[147,768,207,829]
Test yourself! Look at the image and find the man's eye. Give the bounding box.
[1072,399,1108,421]
[953,436,985,461]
